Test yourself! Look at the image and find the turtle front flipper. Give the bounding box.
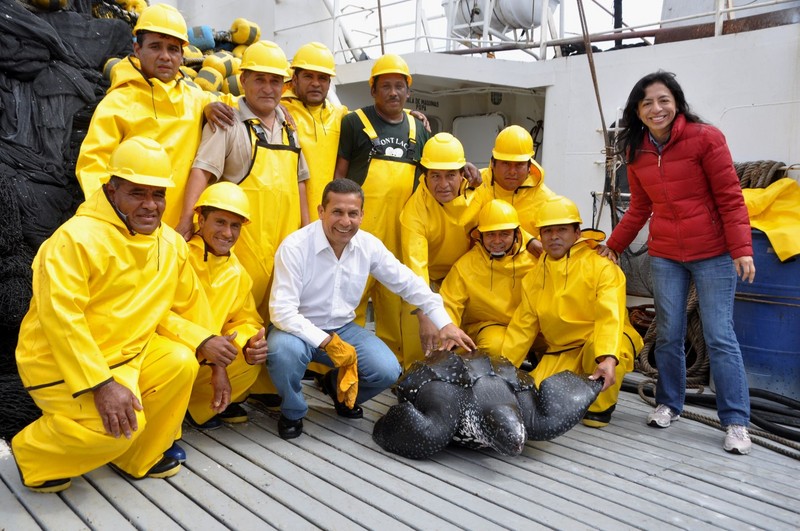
[523,371,603,441]
[373,381,467,459]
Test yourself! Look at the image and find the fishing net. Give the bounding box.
[0,372,41,442]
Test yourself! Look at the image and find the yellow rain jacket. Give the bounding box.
[281,89,348,221]
[439,237,536,356]
[186,236,262,423]
[461,161,556,238]
[503,239,642,413]
[76,56,234,228]
[743,178,800,261]
[13,187,212,483]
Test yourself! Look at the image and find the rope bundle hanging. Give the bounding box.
[735,160,786,189]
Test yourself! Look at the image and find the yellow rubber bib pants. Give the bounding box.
[234,120,301,395]
[353,109,418,362]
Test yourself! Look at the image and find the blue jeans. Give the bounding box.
[651,254,750,427]
[267,322,402,421]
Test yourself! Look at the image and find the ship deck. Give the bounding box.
[3,374,800,530]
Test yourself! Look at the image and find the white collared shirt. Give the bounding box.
[270,221,452,347]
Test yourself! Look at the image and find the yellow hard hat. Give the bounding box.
[535,196,583,228]
[133,3,189,46]
[105,137,174,188]
[492,125,534,162]
[478,200,520,232]
[240,40,289,77]
[420,133,466,170]
[195,182,251,224]
[369,53,412,88]
[291,42,336,76]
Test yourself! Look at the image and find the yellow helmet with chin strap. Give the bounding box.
[195,182,251,224]
[369,53,412,88]
[292,42,336,76]
[133,3,189,46]
[492,125,535,162]
[420,133,466,170]
[535,196,583,228]
[478,200,520,232]
[240,40,289,77]
[104,137,174,188]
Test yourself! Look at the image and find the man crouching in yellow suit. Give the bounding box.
[502,196,643,428]
[12,138,225,493]
[185,182,266,429]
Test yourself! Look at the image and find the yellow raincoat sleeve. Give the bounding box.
[76,101,130,197]
[438,264,469,327]
[590,261,628,363]
[219,281,263,352]
[156,240,217,351]
[502,272,542,367]
[34,232,115,396]
[400,196,432,284]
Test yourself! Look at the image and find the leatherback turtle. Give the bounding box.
[373,350,602,459]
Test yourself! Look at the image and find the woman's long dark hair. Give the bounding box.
[617,71,704,163]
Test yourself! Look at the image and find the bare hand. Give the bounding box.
[734,256,755,283]
[210,365,232,413]
[438,323,476,352]
[596,244,619,264]
[526,238,543,258]
[204,102,235,132]
[279,103,298,130]
[589,356,617,391]
[244,327,268,364]
[198,332,238,367]
[409,109,431,133]
[175,218,194,242]
[416,312,439,356]
[464,162,482,187]
[94,380,142,439]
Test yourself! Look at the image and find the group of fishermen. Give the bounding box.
[11,4,642,493]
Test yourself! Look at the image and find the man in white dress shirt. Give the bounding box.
[268,179,475,439]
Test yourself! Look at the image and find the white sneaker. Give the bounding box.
[647,404,679,428]
[723,425,752,455]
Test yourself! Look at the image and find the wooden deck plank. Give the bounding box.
[0,475,43,531]
[59,477,138,531]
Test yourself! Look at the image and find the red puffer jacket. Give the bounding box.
[607,114,752,262]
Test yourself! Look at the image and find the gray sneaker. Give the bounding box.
[647,404,679,428]
[723,424,752,455]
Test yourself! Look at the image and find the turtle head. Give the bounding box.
[482,404,527,456]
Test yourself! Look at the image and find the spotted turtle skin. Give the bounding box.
[373,350,602,459]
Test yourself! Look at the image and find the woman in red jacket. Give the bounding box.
[600,71,756,454]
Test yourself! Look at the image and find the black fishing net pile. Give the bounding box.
[0,0,133,441]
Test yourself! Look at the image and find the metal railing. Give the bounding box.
[284,0,797,63]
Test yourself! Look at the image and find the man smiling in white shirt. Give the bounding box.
[268,178,475,439]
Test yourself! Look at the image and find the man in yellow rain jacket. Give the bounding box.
[399,133,473,367]
[440,200,536,356]
[176,40,309,407]
[503,196,643,428]
[185,182,267,429]
[76,3,235,228]
[334,54,431,363]
[462,125,557,256]
[282,42,349,222]
[12,138,230,493]
[268,179,475,439]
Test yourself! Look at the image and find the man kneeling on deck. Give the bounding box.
[502,196,643,428]
[12,138,220,492]
[185,182,267,431]
[267,179,475,439]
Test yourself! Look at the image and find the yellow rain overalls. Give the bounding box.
[186,236,262,423]
[281,89,348,220]
[352,108,419,362]
[503,239,643,414]
[76,57,234,228]
[439,236,536,357]
[398,177,472,367]
[13,188,212,484]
